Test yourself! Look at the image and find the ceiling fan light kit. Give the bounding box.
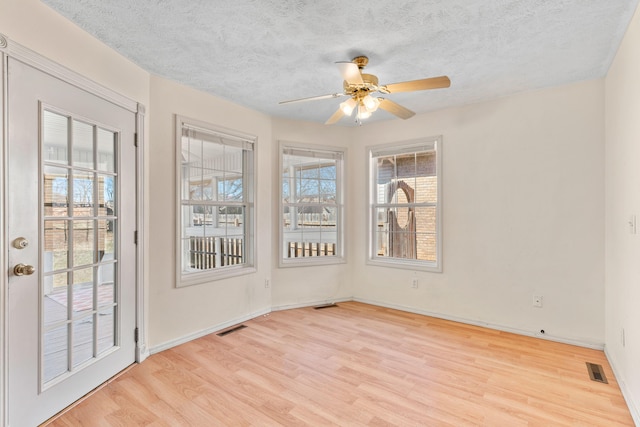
[279,55,451,125]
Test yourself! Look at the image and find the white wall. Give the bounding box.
[270,119,354,309]
[147,76,273,349]
[350,80,606,347]
[605,3,640,423]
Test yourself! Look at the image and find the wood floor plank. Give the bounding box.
[44,302,634,426]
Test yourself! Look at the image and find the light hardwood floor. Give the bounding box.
[44,302,634,426]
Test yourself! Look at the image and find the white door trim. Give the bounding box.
[0,32,147,427]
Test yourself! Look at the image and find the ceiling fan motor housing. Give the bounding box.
[344,73,379,99]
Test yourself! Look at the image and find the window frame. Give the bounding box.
[175,116,257,286]
[367,136,442,272]
[278,141,346,267]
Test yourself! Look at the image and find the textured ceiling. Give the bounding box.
[42,0,639,125]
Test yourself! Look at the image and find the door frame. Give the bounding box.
[0,33,147,426]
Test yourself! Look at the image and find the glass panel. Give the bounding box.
[319,185,336,204]
[97,174,115,217]
[219,177,242,201]
[189,179,203,201]
[97,263,115,307]
[72,120,94,169]
[182,136,202,168]
[374,207,389,256]
[43,325,69,383]
[414,152,436,203]
[282,172,290,202]
[44,166,69,217]
[97,307,115,355]
[415,175,438,204]
[187,204,214,229]
[72,317,94,367]
[416,233,437,262]
[73,220,94,267]
[415,206,437,234]
[73,172,94,215]
[219,205,243,229]
[321,206,338,232]
[44,220,69,272]
[98,220,115,261]
[223,145,243,176]
[43,110,69,165]
[97,128,115,172]
[297,178,319,203]
[44,273,69,327]
[72,268,94,313]
[415,206,437,262]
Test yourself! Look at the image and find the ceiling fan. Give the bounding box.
[279,56,451,125]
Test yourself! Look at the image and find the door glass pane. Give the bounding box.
[72,120,94,169]
[72,220,94,267]
[44,220,69,272]
[97,307,115,355]
[44,166,69,217]
[43,110,69,165]
[44,273,69,327]
[72,268,94,313]
[97,175,115,216]
[98,220,115,260]
[97,128,115,172]
[97,263,115,307]
[43,325,68,383]
[72,173,94,215]
[72,317,93,368]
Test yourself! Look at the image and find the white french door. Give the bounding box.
[6,58,137,426]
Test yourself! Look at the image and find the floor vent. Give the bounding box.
[586,362,608,384]
[217,324,247,337]
[314,303,338,310]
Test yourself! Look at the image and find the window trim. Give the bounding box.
[278,140,346,268]
[175,115,257,287]
[366,136,442,272]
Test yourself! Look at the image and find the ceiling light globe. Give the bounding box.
[340,98,356,115]
[358,110,372,120]
[363,95,376,110]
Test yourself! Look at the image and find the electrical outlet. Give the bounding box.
[629,215,637,234]
[411,278,419,288]
[265,279,270,288]
[533,295,543,308]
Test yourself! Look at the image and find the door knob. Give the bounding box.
[14,263,35,276]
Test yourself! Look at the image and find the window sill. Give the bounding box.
[177,265,257,287]
[279,256,346,268]
[367,257,442,273]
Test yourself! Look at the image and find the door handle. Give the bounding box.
[14,263,35,276]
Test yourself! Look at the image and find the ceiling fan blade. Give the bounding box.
[382,76,450,94]
[325,108,345,125]
[378,99,415,120]
[336,61,364,86]
[279,93,345,105]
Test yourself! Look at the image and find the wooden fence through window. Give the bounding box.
[190,236,243,269]
[287,242,336,258]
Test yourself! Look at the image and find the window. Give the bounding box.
[176,117,255,285]
[280,142,345,266]
[368,137,442,272]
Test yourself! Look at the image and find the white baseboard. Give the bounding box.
[605,347,640,426]
[271,297,352,312]
[352,297,605,350]
[149,307,271,355]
